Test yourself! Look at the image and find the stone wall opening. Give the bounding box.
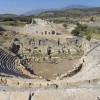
[52,31,55,35]
[48,32,51,35]
[45,31,47,35]
[41,32,43,35]
[36,31,38,33]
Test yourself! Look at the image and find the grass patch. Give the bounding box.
[85,26,100,39]
[0,21,27,26]
[0,37,6,45]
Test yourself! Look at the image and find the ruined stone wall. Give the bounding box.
[0,87,98,100]
[1,25,24,33]
[79,21,100,26]
[0,19,60,35]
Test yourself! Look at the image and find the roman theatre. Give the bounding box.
[0,18,100,100]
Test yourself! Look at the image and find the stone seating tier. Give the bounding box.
[0,48,30,78]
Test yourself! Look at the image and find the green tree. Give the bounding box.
[63,24,68,28]
[86,35,91,41]
[3,17,15,21]
[76,23,82,29]
[81,25,88,31]
[90,17,94,22]
[76,23,88,31]
[71,29,80,36]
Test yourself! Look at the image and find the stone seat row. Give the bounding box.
[0,48,29,78]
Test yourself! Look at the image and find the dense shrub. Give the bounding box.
[86,35,91,41]
[71,29,80,36]
[63,23,68,28]
[76,22,87,31]
[90,17,94,22]
[3,17,15,21]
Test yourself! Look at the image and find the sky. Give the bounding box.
[0,0,100,14]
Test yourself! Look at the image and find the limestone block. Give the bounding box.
[70,48,77,54]
[20,82,30,88]
[10,92,29,100]
[0,78,7,85]
[32,89,97,100]
[7,79,19,86]
[0,92,10,100]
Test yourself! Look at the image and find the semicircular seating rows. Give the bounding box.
[0,47,30,78]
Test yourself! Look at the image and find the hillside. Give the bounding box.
[0,7,100,21]
[0,14,18,21]
[23,5,92,15]
[38,7,100,18]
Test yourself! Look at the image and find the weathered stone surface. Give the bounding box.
[0,92,10,100]
[1,18,100,100]
[32,89,98,100]
[10,92,29,100]
[0,88,99,100]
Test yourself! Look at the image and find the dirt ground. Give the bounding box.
[30,58,80,80]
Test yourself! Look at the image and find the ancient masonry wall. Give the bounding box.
[0,19,60,35]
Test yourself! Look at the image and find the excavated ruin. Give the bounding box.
[0,18,100,100]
